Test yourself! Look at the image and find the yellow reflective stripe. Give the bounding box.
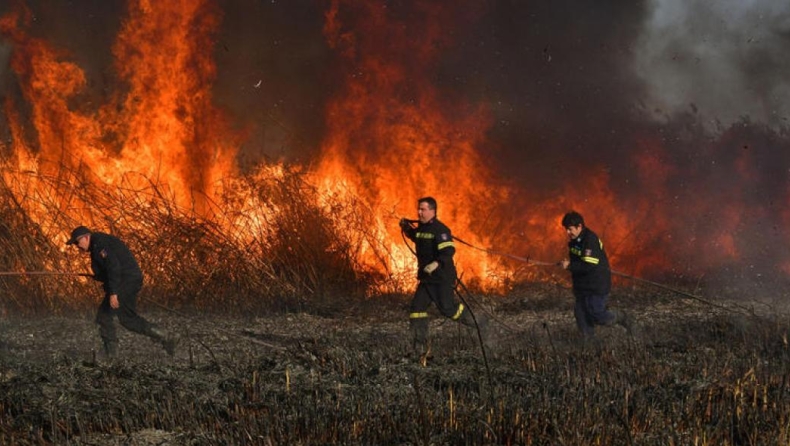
[451,303,465,320]
[410,312,429,319]
[581,256,600,265]
[570,247,582,256]
[437,241,454,250]
[415,232,435,239]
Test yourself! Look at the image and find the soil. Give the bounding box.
[1,289,788,445]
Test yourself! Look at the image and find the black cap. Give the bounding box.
[66,226,91,245]
[561,211,584,228]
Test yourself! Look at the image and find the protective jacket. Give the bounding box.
[567,227,611,296]
[403,218,457,284]
[89,232,143,295]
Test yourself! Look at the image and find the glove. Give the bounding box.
[423,261,439,274]
[399,218,411,230]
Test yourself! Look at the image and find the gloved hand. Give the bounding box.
[399,218,411,230]
[423,261,439,274]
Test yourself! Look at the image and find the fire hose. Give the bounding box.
[451,235,750,314]
[0,270,287,356]
[0,271,93,277]
[399,217,748,314]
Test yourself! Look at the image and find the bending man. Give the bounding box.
[67,226,174,357]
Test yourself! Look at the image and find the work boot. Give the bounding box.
[475,312,495,351]
[457,308,476,327]
[580,334,603,353]
[613,310,636,335]
[410,318,430,366]
[147,326,176,356]
[458,309,495,355]
[459,309,488,336]
[102,339,118,358]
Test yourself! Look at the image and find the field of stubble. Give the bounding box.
[1,288,789,445]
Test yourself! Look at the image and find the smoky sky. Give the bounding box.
[634,0,790,130]
[2,0,788,166]
[437,0,651,188]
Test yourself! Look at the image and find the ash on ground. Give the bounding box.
[1,290,788,445]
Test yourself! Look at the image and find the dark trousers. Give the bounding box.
[409,280,464,351]
[574,293,615,337]
[410,281,463,320]
[95,277,152,343]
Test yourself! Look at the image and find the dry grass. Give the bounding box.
[1,293,789,445]
[0,160,398,315]
[1,158,789,444]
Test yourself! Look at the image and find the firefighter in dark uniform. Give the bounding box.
[67,226,174,357]
[400,197,487,363]
[559,211,632,338]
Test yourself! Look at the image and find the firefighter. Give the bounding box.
[559,211,633,339]
[67,226,175,357]
[400,197,488,363]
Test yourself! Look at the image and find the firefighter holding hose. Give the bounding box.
[67,226,175,358]
[400,197,489,364]
[560,211,634,340]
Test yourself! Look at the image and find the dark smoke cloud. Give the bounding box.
[634,0,790,130]
[2,0,123,100]
[0,40,10,91]
[434,0,650,188]
[429,0,790,295]
[5,1,786,169]
[212,0,332,168]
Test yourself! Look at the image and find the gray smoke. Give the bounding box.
[633,0,790,129]
[0,37,11,85]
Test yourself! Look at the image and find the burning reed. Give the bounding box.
[0,159,400,315]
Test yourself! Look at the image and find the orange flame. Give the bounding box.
[314,0,515,288]
[1,0,236,223]
[2,0,778,296]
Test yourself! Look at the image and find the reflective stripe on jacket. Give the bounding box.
[567,227,611,296]
[403,218,457,283]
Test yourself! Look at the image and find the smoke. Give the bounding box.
[0,40,9,86]
[212,0,331,167]
[0,43,10,129]
[0,20,14,147]
[1,0,789,296]
[421,0,790,295]
[633,0,790,130]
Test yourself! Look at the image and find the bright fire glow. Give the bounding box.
[0,0,777,296]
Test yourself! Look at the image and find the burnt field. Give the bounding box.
[1,288,789,445]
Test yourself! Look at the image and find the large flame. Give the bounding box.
[314,0,512,286]
[0,0,684,292]
[0,0,236,225]
[0,0,785,297]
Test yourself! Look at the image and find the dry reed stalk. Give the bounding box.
[0,156,419,314]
